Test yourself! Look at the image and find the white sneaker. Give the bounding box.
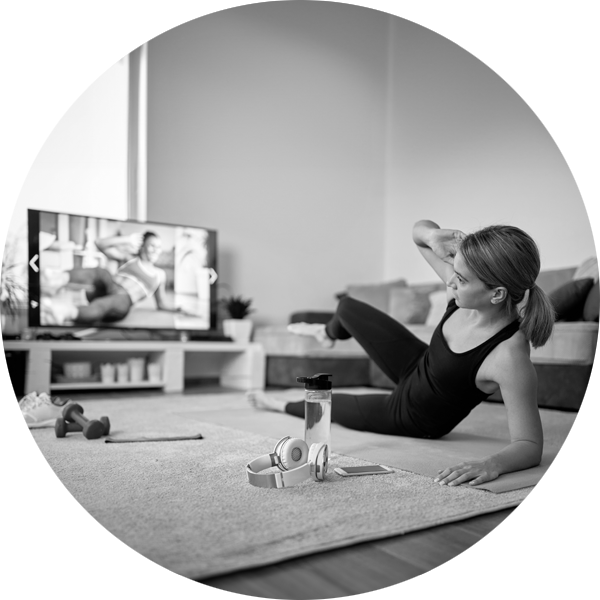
[19,392,68,428]
[286,322,335,348]
[0,392,37,421]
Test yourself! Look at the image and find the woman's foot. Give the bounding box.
[286,322,335,348]
[246,390,288,413]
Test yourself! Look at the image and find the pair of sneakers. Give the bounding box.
[18,392,69,428]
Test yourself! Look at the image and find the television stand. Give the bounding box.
[3,340,266,395]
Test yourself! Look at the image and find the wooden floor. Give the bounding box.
[202,507,513,599]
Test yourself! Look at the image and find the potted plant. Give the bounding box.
[1,236,27,337]
[220,295,254,343]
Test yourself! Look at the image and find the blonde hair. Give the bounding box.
[460,225,555,348]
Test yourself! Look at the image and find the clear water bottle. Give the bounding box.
[296,373,332,451]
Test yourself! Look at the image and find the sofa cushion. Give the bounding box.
[573,256,599,283]
[343,278,407,312]
[388,287,431,324]
[550,278,595,321]
[535,267,577,295]
[254,326,366,357]
[531,321,598,365]
[425,290,449,326]
[583,282,599,322]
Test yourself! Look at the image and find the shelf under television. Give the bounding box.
[4,339,266,394]
[50,380,166,391]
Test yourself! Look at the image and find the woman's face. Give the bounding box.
[447,251,494,309]
[141,235,162,264]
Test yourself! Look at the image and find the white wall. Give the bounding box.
[146,2,389,326]
[383,18,595,283]
[146,2,595,326]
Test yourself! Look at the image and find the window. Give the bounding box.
[0,6,128,239]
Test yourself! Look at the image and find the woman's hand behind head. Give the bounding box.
[429,229,466,265]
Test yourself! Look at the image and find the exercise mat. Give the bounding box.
[182,388,577,493]
[332,407,574,493]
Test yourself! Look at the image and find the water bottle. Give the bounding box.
[296,373,332,451]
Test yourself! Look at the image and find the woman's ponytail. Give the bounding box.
[460,225,556,349]
[519,284,555,348]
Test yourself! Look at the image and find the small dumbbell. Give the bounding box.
[55,415,111,438]
[62,403,107,440]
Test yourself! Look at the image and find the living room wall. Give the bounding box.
[146,2,389,326]
[384,0,600,281]
[147,2,595,325]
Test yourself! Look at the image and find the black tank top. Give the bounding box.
[400,300,520,438]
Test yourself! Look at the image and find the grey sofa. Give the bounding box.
[254,258,598,411]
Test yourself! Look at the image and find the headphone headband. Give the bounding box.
[246,437,328,489]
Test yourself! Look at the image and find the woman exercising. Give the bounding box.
[42,231,178,325]
[248,219,555,487]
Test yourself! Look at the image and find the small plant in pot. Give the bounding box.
[220,295,254,343]
[1,236,27,336]
[221,295,254,320]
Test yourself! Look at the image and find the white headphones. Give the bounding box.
[246,436,329,489]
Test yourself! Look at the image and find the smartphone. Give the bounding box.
[334,465,394,477]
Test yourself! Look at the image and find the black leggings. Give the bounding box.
[285,296,428,436]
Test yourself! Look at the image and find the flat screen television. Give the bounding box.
[28,209,219,334]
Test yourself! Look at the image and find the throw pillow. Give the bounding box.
[425,290,449,326]
[344,278,407,313]
[388,287,431,324]
[583,282,599,322]
[573,257,599,283]
[549,278,595,321]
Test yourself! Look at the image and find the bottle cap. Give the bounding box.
[296,373,332,390]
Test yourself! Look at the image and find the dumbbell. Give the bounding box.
[59,403,110,440]
[55,415,111,438]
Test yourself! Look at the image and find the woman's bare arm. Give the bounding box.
[435,340,543,486]
[95,233,142,262]
[412,220,464,299]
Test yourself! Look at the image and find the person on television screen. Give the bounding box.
[41,231,179,325]
[247,219,556,487]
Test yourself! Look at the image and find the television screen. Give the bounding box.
[28,209,218,332]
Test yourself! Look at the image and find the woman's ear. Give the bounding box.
[490,287,508,305]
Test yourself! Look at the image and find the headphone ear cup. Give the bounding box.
[278,437,309,471]
[308,443,329,481]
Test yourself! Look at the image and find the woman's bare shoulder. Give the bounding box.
[488,329,533,381]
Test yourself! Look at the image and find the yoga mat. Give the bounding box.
[337,434,600,493]
[29,394,529,581]
[179,388,577,493]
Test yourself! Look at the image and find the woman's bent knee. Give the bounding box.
[336,295,362,318]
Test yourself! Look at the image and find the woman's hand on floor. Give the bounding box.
[434,458,500,487]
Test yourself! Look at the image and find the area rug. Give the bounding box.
[29,393,529,580]
[175,387,577,493]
